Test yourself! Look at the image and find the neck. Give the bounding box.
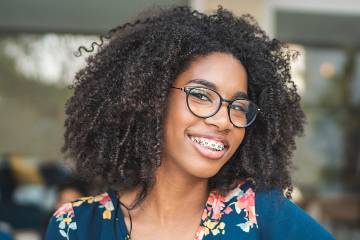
[119,160,209,225]
[148,162,209,222]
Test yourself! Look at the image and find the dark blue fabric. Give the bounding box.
[45,182,335,240]
[255,190,335,240]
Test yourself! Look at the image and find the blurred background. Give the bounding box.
[0,0,359,239]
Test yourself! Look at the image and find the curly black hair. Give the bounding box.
[61,5,305,208]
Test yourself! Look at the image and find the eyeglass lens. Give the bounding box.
[186,87,257,127]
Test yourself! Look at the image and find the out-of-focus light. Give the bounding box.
[3,34,95,86]
[320,62,336,79]
[291,186,304,204]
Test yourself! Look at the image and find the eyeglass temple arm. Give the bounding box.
[170,86,188,93]
[170,86,183,90]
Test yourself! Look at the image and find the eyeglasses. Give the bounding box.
[170,86,260,128]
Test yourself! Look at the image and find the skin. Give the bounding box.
[119,52,248,240]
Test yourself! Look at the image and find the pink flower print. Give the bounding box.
[54,203,74,218]
[234,188,257,232]
[235,188,255,212]
[207,192,226,220]
[223,206,233,214]
[194,226,208,240]
[99,194,110,205]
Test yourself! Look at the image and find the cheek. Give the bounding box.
[165,94,194,131]
[229,129,246,155]
[163,95,194,146]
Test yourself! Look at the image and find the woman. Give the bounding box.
[45,5,335,240]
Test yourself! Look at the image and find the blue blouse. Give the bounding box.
[45,181,335,240]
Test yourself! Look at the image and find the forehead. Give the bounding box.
[174,52,248,97]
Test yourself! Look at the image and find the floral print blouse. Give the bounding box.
[45,180,335,240]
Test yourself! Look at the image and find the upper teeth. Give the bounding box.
[190,136,225,151]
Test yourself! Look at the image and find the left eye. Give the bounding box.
[231,104,248,112]
[191,92,211,101]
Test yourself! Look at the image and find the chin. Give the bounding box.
[185,161,225,179]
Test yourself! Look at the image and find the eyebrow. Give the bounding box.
[187,79,248,99]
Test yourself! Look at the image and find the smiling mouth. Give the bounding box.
[187,134,228,160]
[189,136,225,151]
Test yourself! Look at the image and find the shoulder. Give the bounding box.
[203,181,335,240]
[45,192,115,240]
[255,189,335,240]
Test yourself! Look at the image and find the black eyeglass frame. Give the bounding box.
[170,86,260,128]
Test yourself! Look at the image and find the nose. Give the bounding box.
[203,104,232,131]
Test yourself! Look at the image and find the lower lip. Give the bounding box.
[188,135,227,160]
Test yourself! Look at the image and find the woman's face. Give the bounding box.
[162,52,248,179]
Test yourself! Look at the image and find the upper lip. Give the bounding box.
[188,133,229,147]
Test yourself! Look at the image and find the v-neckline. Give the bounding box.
[108,190,132,239]
[108,181,246,240]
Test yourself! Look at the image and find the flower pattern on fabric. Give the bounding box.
[53,193,114,239]
[45,182,335,240]
[54,203,77,240]
[50,182,257,240]
[194,182,258,240]
[232,187,257,232]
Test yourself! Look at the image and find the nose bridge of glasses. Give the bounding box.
[216,95,236,115]
[205,91,237,125]
[210,98,233,125]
